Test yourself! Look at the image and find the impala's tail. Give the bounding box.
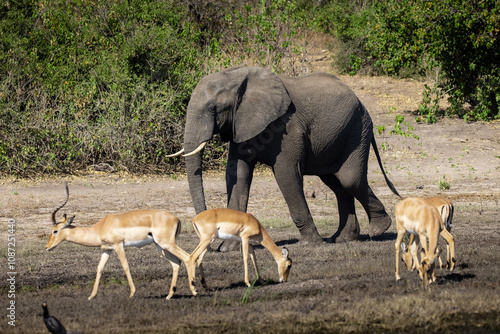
[371,137,402,198]
[175,219,182,238]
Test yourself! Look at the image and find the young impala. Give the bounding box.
[186,208,292,296]
[402,197,455,273]
[46,182,194,300]
[395,197,442,287]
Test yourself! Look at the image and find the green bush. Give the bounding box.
[182,0,308,74]
[0,0,205,175]
[304,0,377,75]
[367,0,500,122]
[2,0,498,176]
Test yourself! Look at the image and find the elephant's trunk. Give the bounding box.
[183,102,214,214]
[185,152,207,214]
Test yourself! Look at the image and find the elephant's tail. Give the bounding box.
[371,136,402,198]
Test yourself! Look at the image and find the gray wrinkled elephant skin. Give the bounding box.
[180,66,400,247]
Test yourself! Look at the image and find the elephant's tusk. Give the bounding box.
[183,142,207,157]
[165,148,184,158]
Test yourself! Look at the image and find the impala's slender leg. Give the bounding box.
[408,234,420,271]
[241,237,251,286]
[196,248,210,289]
[395,229,405,281]
[114,243,135,298]
[248,244,262,283]
[420,235,428,256]
[188,238,213,295]
[161,249,181,300]
[248,244,260,281]
[440,229,455,270]
[447,244,452,269]
[90,250,111,300]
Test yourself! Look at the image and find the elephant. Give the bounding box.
[169,66,400,248]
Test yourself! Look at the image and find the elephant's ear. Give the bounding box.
[232,67,291,143]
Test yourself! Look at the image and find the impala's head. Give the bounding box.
[46,182,75,251]
[400,242,414,271]
[418,249,440,286]
[278,247,293,283]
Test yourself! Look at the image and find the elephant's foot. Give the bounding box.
[327,229,359,243]
[298,232,323,245]
[368,214,392,238]
[217,240,240,252]
[298,226,323,245]
[328,214,360,243]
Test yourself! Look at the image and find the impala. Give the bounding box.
[402,197,455,272]
[46,182,193,300]
[395,197,442,287]
[186,208,292,296]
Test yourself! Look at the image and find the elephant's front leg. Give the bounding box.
[226,158,255,213]
[273,164,323,245]
[220,144,256,252]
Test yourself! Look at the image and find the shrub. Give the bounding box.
[0,0,205,175]
[181,0,310,75]
[304,0,377,75]
[367,0,500,122]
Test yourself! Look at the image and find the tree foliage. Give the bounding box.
[0,0,204,175]
[1,0,499,176]
[367,0,500,122]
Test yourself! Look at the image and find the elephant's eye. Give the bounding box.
[208,104,217,115]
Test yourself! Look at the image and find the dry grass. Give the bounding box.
[3,200,500,333]
[2,73,500,333]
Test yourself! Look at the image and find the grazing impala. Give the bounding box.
[402,197,455,272]
[395,197,442,287]
[46,182,193,300]
[186,208,292,296]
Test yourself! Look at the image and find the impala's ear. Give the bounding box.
[62,216,75,229]
[282,247,289,258]
[401,242,407,253]
[231,67,291,143]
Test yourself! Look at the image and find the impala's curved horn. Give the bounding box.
[51,182,69,226]
[165,148,185,158]
[183,142,207,157]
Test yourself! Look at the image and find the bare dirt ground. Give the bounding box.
[1,72,500,333]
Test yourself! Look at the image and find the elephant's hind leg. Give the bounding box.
[363,186,392,238]
[320,175,360,243]
[351,184,392,238]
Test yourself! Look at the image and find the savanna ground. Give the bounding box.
[2,67,500,333]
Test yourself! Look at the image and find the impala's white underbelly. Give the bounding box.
[124,234,154,248]
[216,229,242,242]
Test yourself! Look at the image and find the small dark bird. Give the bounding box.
[42,303,66,334]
